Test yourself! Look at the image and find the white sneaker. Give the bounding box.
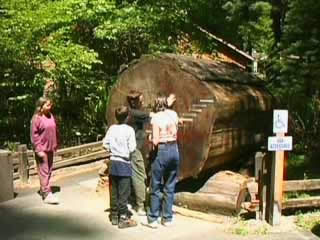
[161,221,173,227]
[141,220,158,229]
[136,208,147,216]
[43,192,59,204]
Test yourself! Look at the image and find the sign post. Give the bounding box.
[267,110,291,226]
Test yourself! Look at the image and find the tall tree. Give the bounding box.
[269,0,320,154]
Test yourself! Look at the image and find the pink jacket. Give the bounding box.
[31,114,59,152]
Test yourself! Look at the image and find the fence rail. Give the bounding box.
[9,141,108,183]
[283,179,320,209]
[253,153,320,217]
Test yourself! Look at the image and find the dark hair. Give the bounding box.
[153,93,167,112]
[115,106,129,124]
[127,90,142,109]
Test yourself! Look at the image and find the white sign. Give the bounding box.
[273,110,288,133]
[268,136,292,151]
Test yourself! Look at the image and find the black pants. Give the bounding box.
[110,175,131,217]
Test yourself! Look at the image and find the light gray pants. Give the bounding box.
[131,149,147,209]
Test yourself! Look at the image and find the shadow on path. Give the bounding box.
[311,223,320,238]
[0,204,108,240]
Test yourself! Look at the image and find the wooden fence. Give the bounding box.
[254,152,320,218]
[5,143,320,210]
[9,141,108,183]
[283,179,320,209]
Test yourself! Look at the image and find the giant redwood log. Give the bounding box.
[106,54,273,181]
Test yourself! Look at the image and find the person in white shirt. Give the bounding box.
[144,94,180,228]
[102,106,137,229]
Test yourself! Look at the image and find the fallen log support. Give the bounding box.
[175,171,254,215]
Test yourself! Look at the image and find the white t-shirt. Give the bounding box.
[151,109,179,143]
[102,124,136,162]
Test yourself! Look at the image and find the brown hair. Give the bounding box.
[115,106,129,124]
[32,96,52,117]
[127,90,142,109]
[153,93,168,112]
[30,96,52,144]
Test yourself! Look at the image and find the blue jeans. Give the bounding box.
[148,142,179,223]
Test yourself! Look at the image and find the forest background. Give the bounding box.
[1,0,320,167]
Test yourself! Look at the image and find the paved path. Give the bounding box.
[0,169,318,240]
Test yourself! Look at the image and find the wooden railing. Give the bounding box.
[254,152,320,214]
[9,141,108,183]
[283,179,320,209]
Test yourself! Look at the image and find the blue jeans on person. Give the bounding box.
[148,142,180,223]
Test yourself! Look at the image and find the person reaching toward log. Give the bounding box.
[126,90,153,216]
[143,93,180,229]
[31,97,59,204]
[166,93,176,110]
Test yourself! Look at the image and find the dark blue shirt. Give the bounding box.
[109,159,132,177]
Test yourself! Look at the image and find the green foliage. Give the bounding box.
[187,0,274,56]
[1,0,318,158]
[267,0,320,156]
[0,0,189,146]
[229,217,269,236]
[296,211,320,233]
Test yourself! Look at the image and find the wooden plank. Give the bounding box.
[18,144,29,184]
[0,151,14,202]
[56,141,103,155]
[12,158,19,165]
[283,179,320,192]
[181,113,197,118]
[11,152,19,165]
[11,142,107,181]
[199,99,214,104]
[54,150,107,163]
[190,108,202,113]
[283,197,320,209]
[255,152,264,220]
[179,118,194,122]
[267,133,284,226]
[195,25,254,61]
[175,192,238,214]
[191,104,208,108]
[54,150,108,169]
[199,180,242,196]
[27,150,34,156]
[13,172,19,180]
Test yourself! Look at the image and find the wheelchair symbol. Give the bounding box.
[274,114,285,129]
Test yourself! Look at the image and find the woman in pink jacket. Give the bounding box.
[31,97,59,204]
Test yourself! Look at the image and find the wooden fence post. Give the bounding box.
[267,138,284,226]
[18,144,29,184]
[0,150,14,202]
[255,152,267,220]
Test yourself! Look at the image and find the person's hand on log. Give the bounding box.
[167,93,176,108]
